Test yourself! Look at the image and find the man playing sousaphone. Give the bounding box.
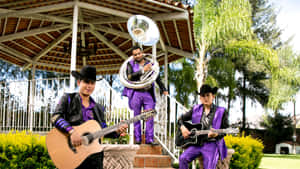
[122,46,168,145]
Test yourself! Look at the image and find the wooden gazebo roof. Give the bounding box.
[0,0,195,74]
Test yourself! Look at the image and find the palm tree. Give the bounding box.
[193,0,280,131]
[168,58,197,107]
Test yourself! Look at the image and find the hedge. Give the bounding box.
[0,131,55,169]
[225,135,264,169]
[0,131,264,169]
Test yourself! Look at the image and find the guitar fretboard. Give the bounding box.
[195,129,236,136]
[92,111,154,139]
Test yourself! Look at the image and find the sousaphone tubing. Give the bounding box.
[119,15,160,89]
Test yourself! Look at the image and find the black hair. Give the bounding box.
[79,78,95,84]
[131,46,142,54]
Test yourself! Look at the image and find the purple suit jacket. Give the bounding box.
[192,104,228,160]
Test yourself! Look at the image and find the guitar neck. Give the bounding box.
[195,129,228,136]
[92,113,150,139]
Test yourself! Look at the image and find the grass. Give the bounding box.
[259,154,300,169]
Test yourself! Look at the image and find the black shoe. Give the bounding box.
[146,142,158,146]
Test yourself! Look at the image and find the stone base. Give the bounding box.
[103,144,140,169]
[198,149,235,169]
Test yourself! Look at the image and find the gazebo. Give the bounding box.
[0,0,195,80]
[0,1,195,165]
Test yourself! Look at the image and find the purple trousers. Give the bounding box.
[179,142,219,169]
[129,91,155,143]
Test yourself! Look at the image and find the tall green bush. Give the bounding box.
[225,135,264,169]
[0,131,55,169]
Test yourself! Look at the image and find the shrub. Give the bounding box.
[225,135,264,169]
[0,131,55,169]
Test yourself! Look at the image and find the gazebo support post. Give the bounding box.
[29,63,36,131]
[70,1,79,91]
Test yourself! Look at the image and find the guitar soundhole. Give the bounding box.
[82,132,94,144]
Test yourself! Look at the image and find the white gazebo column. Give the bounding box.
[152,44,157,62]
[70,2,79,91]
[128,40,135,144]
[29,63,36,131]
[164,51,168,87]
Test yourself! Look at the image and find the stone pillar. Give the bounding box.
[103,144,140,169]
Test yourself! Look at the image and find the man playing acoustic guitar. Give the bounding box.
[51,65,127,169]
[177,84,229,169]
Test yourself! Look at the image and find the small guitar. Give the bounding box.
[175,121,239,148]
[46,109,156,169]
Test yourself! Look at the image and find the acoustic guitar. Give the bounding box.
[175,121,239,148]
[46,109,156,169]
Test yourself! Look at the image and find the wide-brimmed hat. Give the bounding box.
[196,84,218,96]
[71,65,98,81]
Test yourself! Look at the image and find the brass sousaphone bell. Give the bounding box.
[119,15,160,89]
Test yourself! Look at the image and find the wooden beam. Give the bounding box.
[27,19,32,30]
[2,17,6,36]
[187,12,195,52]
[0,2,74,18]
[0,44,32,62]
[0,50,25,64]
[36,62,121,72]
[160,20,171,46]
[93,25,193,58]
[23,38,42,50]
[144,0,186,12]
[9,0,66,10]
[121,0,170,13]
[0,24,70,42]
[173,20,183,49]
[11,40,37,55]
[23,29,72,69]
[160,44,193,58]
[14,18,20,33]
[0,8,72,24]
[77,1,132,18]
[90,29,127,60]
[83,0,154,14]
[159,36,167,52]
[90,12,188,24]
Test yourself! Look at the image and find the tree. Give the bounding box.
[249,0,283,48]
[266,45,300,112]
[193,0,280,132]
[193,0,254,92]
[260,113,293,152]
[168,58,197,107]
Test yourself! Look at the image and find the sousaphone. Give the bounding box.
[119,15,160,89]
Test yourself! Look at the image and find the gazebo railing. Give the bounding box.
[154,90,188,162]
[0,77,188,162]
[0,78,130,133]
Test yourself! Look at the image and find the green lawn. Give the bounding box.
[259,154,300,169]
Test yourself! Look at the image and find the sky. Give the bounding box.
[226,0,300,127]
[270,0,300,53]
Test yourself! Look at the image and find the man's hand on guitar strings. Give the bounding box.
[180,125,191,139]
[208,128,218,138]
[70,129,82,147]
[117,123,128,136]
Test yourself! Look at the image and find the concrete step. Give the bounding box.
[134,154,172,168]
[136,144,162,155]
